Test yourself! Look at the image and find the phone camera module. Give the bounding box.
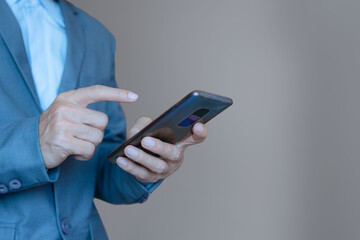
[178,108,209,127]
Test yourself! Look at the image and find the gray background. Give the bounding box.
[71,0,360,239]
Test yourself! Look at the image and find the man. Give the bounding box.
[0,0,207,239]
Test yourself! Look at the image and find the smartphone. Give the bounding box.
[107,90,233,163]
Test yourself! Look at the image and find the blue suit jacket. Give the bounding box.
[0,0,154,239]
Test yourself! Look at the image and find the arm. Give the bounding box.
[0,116,59,195]
[95,39,207,199]
[93,67,161,204]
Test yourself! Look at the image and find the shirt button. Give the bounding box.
[61,219,70,234]
[0,184,8,194]
[9,179,22,190]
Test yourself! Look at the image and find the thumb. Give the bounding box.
[129,117,153,138]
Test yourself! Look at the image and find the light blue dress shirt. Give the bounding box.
[6,0,67,111]
[6,0,160,190]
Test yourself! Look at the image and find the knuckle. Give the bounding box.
[56,91,73,102]
[157,162,168,174]
[137,177,146,183]
[82,143,95,159]
[54,132,68,146]
[172,148,182,161]
[87,152,95,160]
[91,85,103,96]
[151,175,161,183]
[53,104,70,118]
[138,171,149,181]
[56,92,66,101]
[126,162,133,171]
[51,119,68,133]
[94,129,104,145]
[97,113,108,129]
[59,151,69,160]
[101,113,109,126]
[88,143,96,154]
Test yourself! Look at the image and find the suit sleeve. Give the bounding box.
[0,116,59,195]
[94,37,162,204]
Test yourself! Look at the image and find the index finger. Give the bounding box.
[70,85,138,107]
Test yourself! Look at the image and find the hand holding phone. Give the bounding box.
[108,90,233,163]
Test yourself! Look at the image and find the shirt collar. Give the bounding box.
[5,0,20,6]
[5,0,65,29]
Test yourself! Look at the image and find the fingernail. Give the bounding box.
[197,124,204,133]
[143,137,155,148]
[117,157,127,167]
[126,146,138,158]
[128,91,139,100]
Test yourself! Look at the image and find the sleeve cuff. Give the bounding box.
[16,116,60,191]
[136,179,164,203]
[140,179,163,193]
[0,116,60,194]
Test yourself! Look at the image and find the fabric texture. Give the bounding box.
[6,0,67,110]
[0,0,161,239]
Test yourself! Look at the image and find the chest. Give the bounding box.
[0,35,112,123]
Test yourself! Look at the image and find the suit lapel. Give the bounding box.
[0,0,85,109]
[58,0,85,94]
[0,0,42,112]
